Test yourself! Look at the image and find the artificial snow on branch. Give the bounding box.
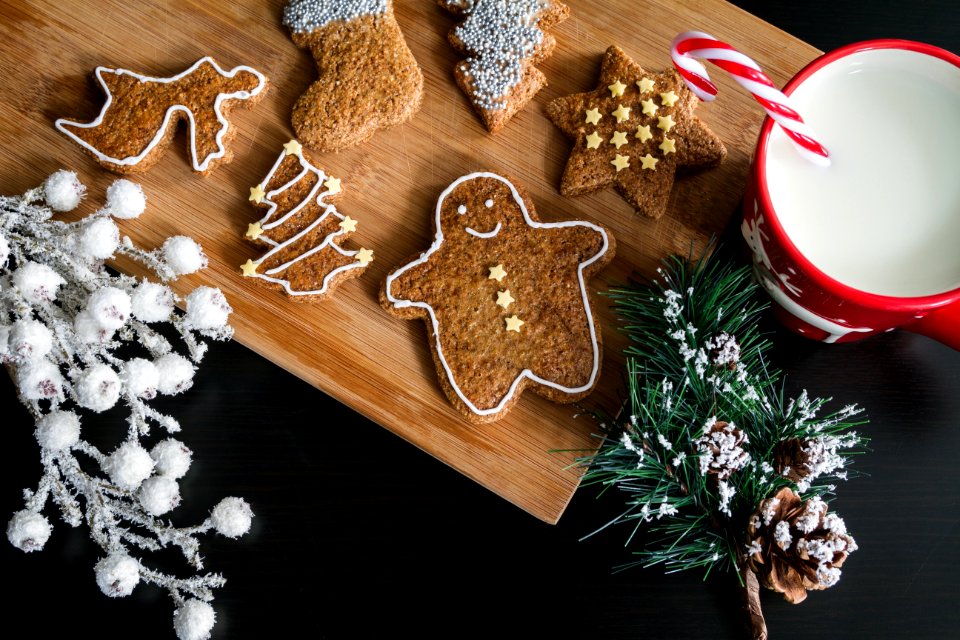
[581,250,868,640]
[1,171,251,640]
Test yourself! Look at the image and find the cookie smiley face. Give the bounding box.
[442,177,514,240]
[381,172,617,423]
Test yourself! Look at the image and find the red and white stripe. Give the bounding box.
[671,31,830,167]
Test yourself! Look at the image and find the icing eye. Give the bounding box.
[457,204,467,215]
[484,199,494,208]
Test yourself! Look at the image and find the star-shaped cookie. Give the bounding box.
[545,46,726,219]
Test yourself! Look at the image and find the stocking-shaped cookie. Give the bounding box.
[55,57,267,174]
[381,172,616,423]
[283,0,423,152]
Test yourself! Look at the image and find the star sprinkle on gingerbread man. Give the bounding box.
[381,172,616,423]
[546,46,726,218]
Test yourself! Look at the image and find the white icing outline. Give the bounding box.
[465,223,502,238]
[385,172,610,417]
[249,146,366,297]
[55,57,267,172]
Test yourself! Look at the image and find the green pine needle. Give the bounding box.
[581,248,868,577]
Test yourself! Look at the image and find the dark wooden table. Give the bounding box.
[3,2,958,638]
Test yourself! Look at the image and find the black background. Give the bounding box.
[3,2,959,638]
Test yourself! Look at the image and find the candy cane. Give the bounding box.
[671,31,830,167]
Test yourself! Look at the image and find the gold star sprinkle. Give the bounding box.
[323,177,342,194]
[641,99,658,117]
[610,130,629,149]
[505,315,525,333]
[660,91,679,108]
[339,216,358,233]
[249,184,266,204]
[611,154,630,172]
[356,248,374,266]
[612,104,632,123]
[585,108,602,125]
[488,264,507,282]
[245,222,263,240]
[608,79,627,98]
[496,289,515,310]
[640,154,659,170]
[585,131,603,149]
[658,114,676,132]
[638,77,656,93]
[635,124,653,143]
[240,259,260,277]
[659,137,677,155]
[282,139,302,156]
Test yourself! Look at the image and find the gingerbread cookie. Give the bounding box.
[282,0,423,152]
[545,46,726,218]
[381,172,615,423]
[241,140,372,301]
[438,0,570,133]
[55,57,267,174]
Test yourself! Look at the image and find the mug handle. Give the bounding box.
[908,300,960,350]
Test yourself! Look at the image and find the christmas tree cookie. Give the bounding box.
[241,140,372,301]
[381,172,615,423]
[282,0,423,152]
[545,46,726,218]
[438,0,570,133]
[55,57,267,174]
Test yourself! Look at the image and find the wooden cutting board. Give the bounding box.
[0,0,819,523]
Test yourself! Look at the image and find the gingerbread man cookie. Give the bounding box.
[283,0,423,152]
[381,172,615,423]
[545,46,726,218]
[438,0,570,133]
[241,140,372,301]
[55,57,267,174]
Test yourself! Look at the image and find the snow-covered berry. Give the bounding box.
[150,439,193,479]
[155,353,195,396]
[173,599,216,640]
[162,236,207,275]
[17,360,64,400]
[0,234,9,265]
[35,410,81,451]
[86,286,132,330]
[74,309,114,344]
[0,325,9,362]
[12,261,66,304]
[184,287,232,332]
[8,319,53,362]
[44,170,85,211]
[138,475,181,516]
[105,179,147,219]
[94,552,140,598]
[74,364,121,413]
[210,497,253,538]
[121,358,160,399]
[77,217,120,260]
[6,510,52,552]
[104,441,154,490]
[131,280,175,323]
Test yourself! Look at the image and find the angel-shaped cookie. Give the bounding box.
[56,57,267,174]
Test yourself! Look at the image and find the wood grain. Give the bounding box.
[0,0,820,523]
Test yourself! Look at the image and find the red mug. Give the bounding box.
[743,40,960,349]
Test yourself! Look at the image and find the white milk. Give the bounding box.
[764,48,960,298]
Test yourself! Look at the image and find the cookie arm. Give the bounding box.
[381,259,436,319]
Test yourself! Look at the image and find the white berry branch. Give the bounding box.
[1,171,252,640]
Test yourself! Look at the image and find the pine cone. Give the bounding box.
[695,420,750,479]
[772,438,810,482]
[745,487,856,604]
